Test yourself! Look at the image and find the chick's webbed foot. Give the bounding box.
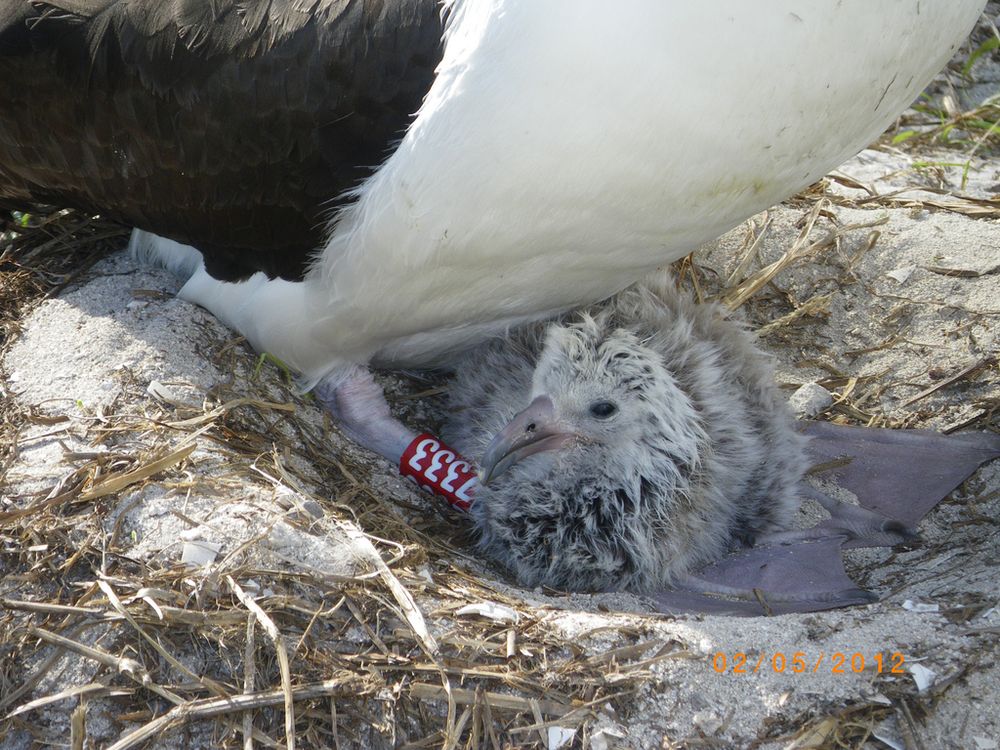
[650,423,1000,617]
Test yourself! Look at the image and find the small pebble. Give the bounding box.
[789,383,833,418]
[886,266,916,284]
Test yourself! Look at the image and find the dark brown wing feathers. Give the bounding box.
[0,0,444,279]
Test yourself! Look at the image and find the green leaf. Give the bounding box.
[912,160,970,170]
[965,118,1000,132]
[962,37,1000,78]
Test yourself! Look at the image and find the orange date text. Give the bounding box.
[711,651,906,675]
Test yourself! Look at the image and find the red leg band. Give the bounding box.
[399,433,478,511]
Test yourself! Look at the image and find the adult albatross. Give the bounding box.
[0,0,989,467]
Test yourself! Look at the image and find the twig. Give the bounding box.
[726,213,772,287]
[105,677,365,750]
[756,293,834,337]
[24,625,183,705]
[244,616,256,750]
[79,444,196,500]
[166,398,295,429]
[338,521,439,657]
[721,201,888,310]
[900,357,993,407]
[70,699,87,750]
[408,683,569,716]
[0,598,112,620]
[5,682,117,720]
[228,576,296,750]
[330,697,342,750]
[97,580,231,700]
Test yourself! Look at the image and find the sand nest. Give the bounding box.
[2,14,999,750]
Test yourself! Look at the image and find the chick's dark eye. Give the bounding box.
[589,400,618,419]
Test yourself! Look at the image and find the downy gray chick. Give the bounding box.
[443,277,807,593]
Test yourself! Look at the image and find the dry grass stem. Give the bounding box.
[228,577,296,750]
[105,677,366,750]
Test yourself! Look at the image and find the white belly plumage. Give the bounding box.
[168,0,985,386]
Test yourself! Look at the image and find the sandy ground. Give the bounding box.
[2,16,1000,750]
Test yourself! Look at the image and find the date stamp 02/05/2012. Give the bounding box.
[711,651,907,676]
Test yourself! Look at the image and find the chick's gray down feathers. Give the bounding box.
[444,278,808,593]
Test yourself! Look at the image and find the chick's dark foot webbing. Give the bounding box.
[800,486,919,548]
[653,545,878,617]
[800,421,1000,526]
[650,424,1000,617]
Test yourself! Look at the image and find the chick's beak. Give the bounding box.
[479,395,575,485]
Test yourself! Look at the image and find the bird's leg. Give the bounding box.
[313,367,479,510]
[749,486,918,549]
[654,484,918,613]
[803,485,919,547]
[313,367,417,466]
[652,427,1000,616]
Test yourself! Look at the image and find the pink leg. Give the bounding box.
[312,367,418,466]
[313,368,479,511]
